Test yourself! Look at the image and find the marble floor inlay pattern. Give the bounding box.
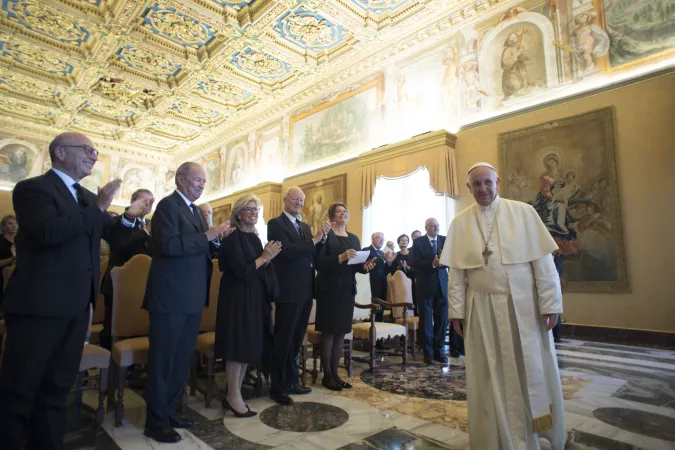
[60,338,675,449]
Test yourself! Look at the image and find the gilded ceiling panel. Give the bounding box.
[68,117,123,140]
[230,47,292,80]
[168,99,224,126]
[146,118,200,140]
[0,96,55,124]
[91,77,160,110]
[0,71,62,106]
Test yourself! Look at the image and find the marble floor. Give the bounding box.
[64,338,675,449]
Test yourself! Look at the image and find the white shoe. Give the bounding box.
[538,437,552,450]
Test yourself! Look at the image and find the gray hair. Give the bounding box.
[199,203,212,213]
[175,162,201,186]
[230,194,262,230]
[371,232,384,239]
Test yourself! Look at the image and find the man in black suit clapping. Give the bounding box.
[363,232,389,321]
[0,132,148,450]
[267,187,330,405]
[142,162,233,443]
[411,218,463,365]
[100,188,154,350]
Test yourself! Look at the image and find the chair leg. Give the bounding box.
[189,352,198,397]
[96,368,108,429]
[255,366,263,397]
[205,354,214,408]
[115,364,125,427]
[311,344,319,385]
[411,329,416,361]
[402,335,408,365]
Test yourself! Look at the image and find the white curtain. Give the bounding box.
[362,167,456,250]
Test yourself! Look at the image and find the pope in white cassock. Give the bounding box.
[440,162,565,450]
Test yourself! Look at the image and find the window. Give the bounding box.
[362,167,456,249]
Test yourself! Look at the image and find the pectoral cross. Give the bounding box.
[482,246,493,265]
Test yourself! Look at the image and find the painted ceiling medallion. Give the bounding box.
[92,77,158,109]
[274,7,344,50]
[0,35,75,77]
[0,96,54,122]
[194,78,252,105]
[69,117,122,139]
[2,0,92,45]
[0,71,61,103]
[147,118,200,140]
[115,45,182,78]
[230,47,291,80]
[349,0,411,14]
[141,5,216,48]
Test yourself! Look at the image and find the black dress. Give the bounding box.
[315,230,366,334]
[215,229,277,365]
[390,251,413,278]
[0,235,14,300]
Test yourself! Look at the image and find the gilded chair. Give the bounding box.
[108,254,151,427]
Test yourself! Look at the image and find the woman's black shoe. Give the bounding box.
[322,380,343,391]
[222,398,257,418]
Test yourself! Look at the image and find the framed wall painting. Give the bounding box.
[290,77,383,170]
[498,107,627,292]
[298,174,346,236]
[212,203,232,226]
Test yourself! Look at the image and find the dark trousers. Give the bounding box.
[100,293,113,351]
[553,321,562,343]
[145,312,201,429]
[271,299,313,393]
[0,306,90,450]
[419,287,449,356]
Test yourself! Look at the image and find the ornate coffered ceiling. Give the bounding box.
[0,0,511,160]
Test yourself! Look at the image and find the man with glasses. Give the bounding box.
[0,132,148,450]
[142,162,234,443]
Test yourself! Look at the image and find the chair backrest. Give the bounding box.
[389,271,413,319]
[111,254,151,338]
[200,259,221,332]
[2,265,14,291]
[353,273,372,321]
[92,258,108,324]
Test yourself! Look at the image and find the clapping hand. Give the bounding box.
[126,197,151,218]
[262,240,282,262]
[363,257,377,273]
[219,220,235,239]
[433,255,440,267]
[96,179,122,211]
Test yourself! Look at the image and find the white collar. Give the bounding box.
[427,234,438,242]
[479,194,501,213]
[283,210,301,223]
[174,189,193,207]
[51,168,78,189]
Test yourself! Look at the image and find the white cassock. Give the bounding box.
[440,195,565,450]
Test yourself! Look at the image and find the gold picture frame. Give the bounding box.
[498,107,628,293]
[298,174,347,236]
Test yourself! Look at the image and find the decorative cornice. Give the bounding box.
[357,130,456,166]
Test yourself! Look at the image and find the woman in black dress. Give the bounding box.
[215,194,281,418]
[315,203,376,391]
[0,215,18,300]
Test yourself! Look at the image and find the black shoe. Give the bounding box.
[322,379,343,391]
[144,427,182,443]
[424,355,435,365]
[222,398,257,418]
[169,415,194,429]
[270,392,294,405]
[434,353,449,363]
[336,381,352,389]
[287,384,312,395]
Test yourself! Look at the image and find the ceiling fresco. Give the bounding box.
[0,0,624,160]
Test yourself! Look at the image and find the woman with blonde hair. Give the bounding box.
[315,202,376,390]
[215,194,281,417]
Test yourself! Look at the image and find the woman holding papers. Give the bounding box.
[315,202,376,391]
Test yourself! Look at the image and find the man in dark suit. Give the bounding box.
[267,187,330,405]
[411,218,462,364]
[99,188,154,350]
[142,162,233,444]
[0,132,147,450]
[362,232,390,321]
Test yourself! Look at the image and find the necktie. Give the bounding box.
[190,203,200,218]
[431,239,437,255]
[72,183,88,208]
[296,218,307,240]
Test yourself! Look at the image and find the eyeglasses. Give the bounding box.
[242,207,259,213]
[61,145,99,157]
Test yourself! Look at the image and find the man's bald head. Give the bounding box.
[283,186,305,217]
[48,132,97,182]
